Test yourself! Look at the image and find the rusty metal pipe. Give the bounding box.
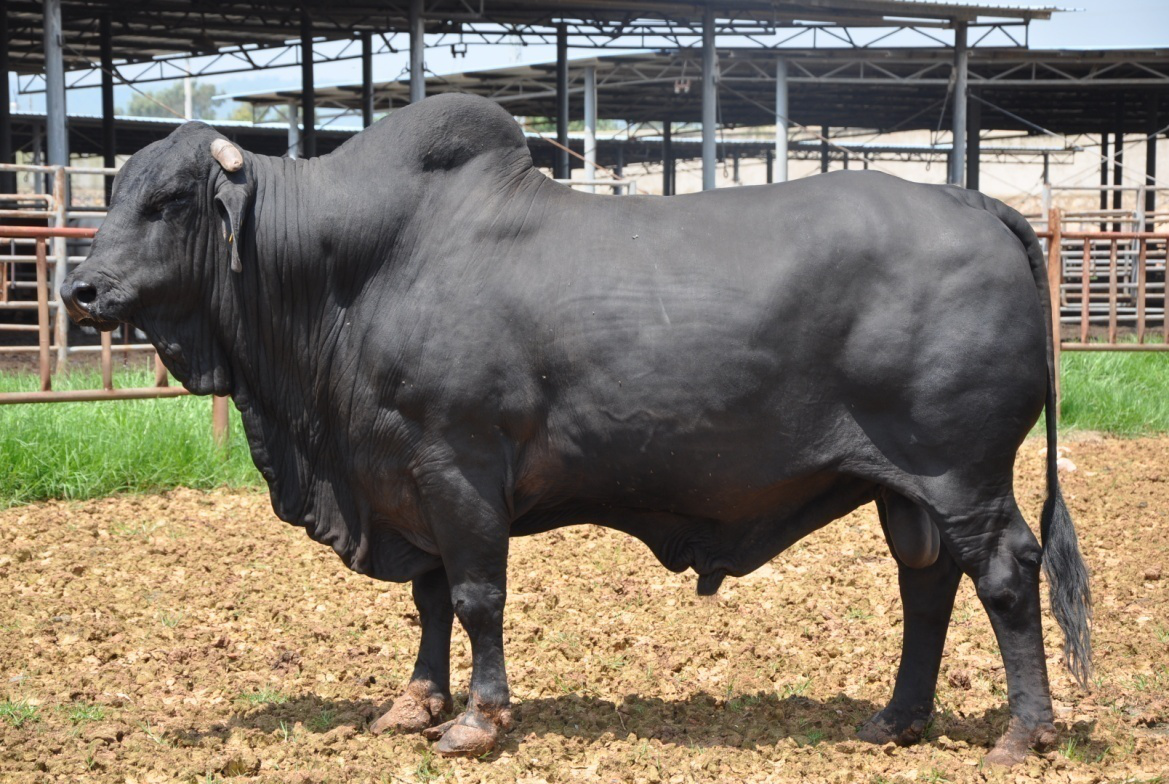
[35,238,51,392]
[0,388,190,404]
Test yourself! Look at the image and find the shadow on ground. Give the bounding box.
[181,690,1043,756]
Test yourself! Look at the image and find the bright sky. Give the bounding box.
[6,0,1169,118]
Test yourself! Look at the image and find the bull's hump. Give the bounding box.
[366,93,531,173]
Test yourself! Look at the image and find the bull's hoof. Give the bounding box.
[425,706,512,758]
[857,709,929,746]
[984,717,1057,767]
[370,680,450,736]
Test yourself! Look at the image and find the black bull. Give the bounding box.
[61,93,1091,763]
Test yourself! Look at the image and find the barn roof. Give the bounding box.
[229,47,1169,135]
[3,0,1058,75]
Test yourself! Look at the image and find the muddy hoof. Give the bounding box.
[435,718,499,758]
[370,682,449,736]
[857,711,928,746]
[984,718,1057,767]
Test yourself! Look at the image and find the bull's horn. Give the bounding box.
[210,138,244,172]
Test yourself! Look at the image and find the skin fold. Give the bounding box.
[61,93,1090,762]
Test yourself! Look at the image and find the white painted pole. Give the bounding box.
[949,22,968,187]
[583,65,597,193]
[701,5,717,191]
[42,0,67,169]
[43,0,69,365]
[410,0,425,104]
[287,101,300,159]
[184,59,193,119]
[775,58,789,183]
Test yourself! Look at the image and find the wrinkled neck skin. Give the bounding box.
[209,143,542,571]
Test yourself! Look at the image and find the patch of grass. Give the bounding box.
[0,698,39,728]
[158,611,183,628]
[67,702,106,725]
[238,687,289,706]
[845,606,873,621]
[781,677,812,699]
[1059,351,1169,436]
[137,719,170,746]
[307,708,336,732]
[415,748,445,782]
[0,368,260,508]
[1060,736,1110,764]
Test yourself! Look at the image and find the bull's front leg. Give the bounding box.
[371,568,454,735]
[415,459,513,758]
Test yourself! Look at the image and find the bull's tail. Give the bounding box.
[951,187,1093,688]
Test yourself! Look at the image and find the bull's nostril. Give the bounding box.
[74,281,98,305]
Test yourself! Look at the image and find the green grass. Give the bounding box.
[0,367,260,508]
[237,687,289,706]
[66,702,106,725]
[0,698,40,728]
[0,350,1166,509]
[1059,351,1169,436]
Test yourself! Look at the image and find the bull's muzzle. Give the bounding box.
[60,275,121,331]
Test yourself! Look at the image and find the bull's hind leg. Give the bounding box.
[371,568,454,735]
[858,504,962,746]
[935,491,1057,765]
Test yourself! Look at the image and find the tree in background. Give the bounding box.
[118,80,220,120]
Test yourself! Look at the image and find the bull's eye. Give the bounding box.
[147,192,192,218]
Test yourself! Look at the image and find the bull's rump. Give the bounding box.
[488,172,1047,518]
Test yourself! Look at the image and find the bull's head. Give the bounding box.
[60,122,253,395]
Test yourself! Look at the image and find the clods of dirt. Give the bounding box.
[2,437,1168,782]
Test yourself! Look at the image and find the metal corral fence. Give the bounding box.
[0,165,229,443]
[1038,207,1168,414]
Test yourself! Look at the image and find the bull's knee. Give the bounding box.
[976,539,1041,614]
[450,584,504,629]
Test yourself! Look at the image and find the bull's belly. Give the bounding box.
[510,469,877,584]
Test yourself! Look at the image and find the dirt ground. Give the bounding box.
[1,436,1167,784]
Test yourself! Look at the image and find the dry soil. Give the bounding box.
[1,436,1167,783]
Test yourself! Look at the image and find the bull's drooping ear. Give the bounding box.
[212,141,252,273]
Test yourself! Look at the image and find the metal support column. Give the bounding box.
[820,126,829,173]
[410,0,425,104]
[300,9,316,158]
[613,146,624,195]
[1113,129,1124,231]
[100,13,116,202]
[1147,99,1159,230]
[583,65,596,193]
[662,121,672,195]
[44,0,69,365]
[774,58,789,184]
[0,0,14,195]
[949,21,968,186]
[701,6,717,191]
[43,0,67,170]
[966,87,981,191]
[555,24,569,180]
[1099,133,1109,228]
[765,149,773,184]
[287,101,300,159]
[361,31,374,128]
